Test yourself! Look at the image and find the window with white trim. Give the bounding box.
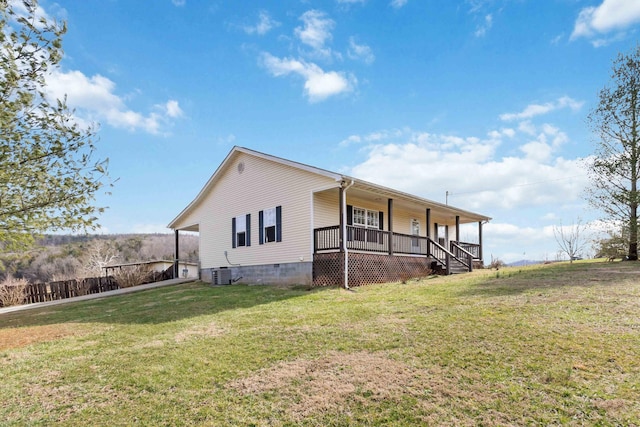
[353,207,366,226]
[367,210,379,228]
[232,214,250,248]
[259,206,282,244]
[264,207,276,243]
[347,205,383,243]
[352,207,380,229]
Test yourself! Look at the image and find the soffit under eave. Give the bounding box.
[176,223,199,232]
[347,181,490,224]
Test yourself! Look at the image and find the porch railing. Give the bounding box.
[392,231,428,255]
[314,225,475,273]
[450,241,474,272]
[455,241,481,260]
[313,226,341,252]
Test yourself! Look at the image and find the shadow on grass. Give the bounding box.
[0,282,330,327]
[456,260,640,298]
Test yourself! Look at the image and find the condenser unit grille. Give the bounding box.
[212,268,232,285]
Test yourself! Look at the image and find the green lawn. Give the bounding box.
[1,261,639,426]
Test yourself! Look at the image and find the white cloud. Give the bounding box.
[171,0,186,6]
[348,37,375,64]
[295,10,335,58]
[340,135,362,146]
[483,222,566,263]
[243,11,279,36]
[345,125,587,212]
[390,0,408,8]
[45,69,183,135]
[500,96,583,121]
[475,14,493,37]
[260,53,355,102]
[163,100,184,118]
[571,0,640,43]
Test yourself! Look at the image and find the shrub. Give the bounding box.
[489,255,506,270]
[112,264,153,288]
[0,275,28,307]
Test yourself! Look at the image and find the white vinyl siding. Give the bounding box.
[312,189,340,229]
[181,152,337,269]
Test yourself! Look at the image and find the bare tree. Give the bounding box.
[80,240,119,278]
[554,219,589,263]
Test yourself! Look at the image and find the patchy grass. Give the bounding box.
[0,261,639,426]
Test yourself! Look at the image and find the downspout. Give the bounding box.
[174,229,179,279]
[341,179,355,289]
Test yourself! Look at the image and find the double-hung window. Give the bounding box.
[232,214,251,248]
[353,207,366,227]
[347,205,383,243]
[367,210,379,229]
[259,206,282,244]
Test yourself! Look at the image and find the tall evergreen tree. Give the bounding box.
[0,0,109,251]
[586,45,640,261]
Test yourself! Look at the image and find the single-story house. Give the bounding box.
[168,146,491,287]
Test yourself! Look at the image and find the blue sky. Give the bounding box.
[32,0,640,263]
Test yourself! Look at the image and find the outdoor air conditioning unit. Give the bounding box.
[212,268,232,285]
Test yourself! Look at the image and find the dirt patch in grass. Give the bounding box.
[174,321,227,343]
[227,351,508,423]
[22,378,120,423]
[228,351,418,419]
[0,323,88,351]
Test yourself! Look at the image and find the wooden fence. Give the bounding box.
[23,276,120,304]
[1,266,175,307]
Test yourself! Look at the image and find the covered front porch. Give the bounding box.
[311,181,489,287]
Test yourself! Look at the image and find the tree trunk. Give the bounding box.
[629,203,638,260]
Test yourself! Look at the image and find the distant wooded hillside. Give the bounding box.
[0,234,198,284]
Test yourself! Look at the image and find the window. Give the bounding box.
[367,210,379,228]
[347,205,383,243]
[264,207,276,242]
[259,206,282,244]
[348,206,382,229]
[353,207,366,226]
[232,214,251,248]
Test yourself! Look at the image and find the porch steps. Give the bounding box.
[432,257,470,275]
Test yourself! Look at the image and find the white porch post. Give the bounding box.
[388,198,393,255]
[479,221,484,262]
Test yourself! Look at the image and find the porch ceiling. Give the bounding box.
[176,223,199,232]
[345,182,489,224]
